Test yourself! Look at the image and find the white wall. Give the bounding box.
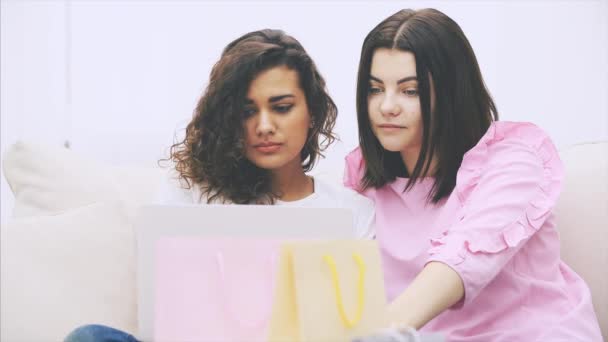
[2,0,607,223]
[1,0,68,223]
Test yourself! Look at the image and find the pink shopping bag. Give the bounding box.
[154,237,280,342]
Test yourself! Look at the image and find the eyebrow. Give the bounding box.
[269,94,294,102]
[369,75,418,84]
[245,94,295,105]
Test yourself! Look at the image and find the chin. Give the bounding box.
[377,139,407,152]
[247,155,290,171]
[250,160,284,170]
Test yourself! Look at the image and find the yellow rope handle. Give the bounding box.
[323,253,366,328]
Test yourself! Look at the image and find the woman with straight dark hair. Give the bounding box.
[64,29,375,342]
[346,8,602,341]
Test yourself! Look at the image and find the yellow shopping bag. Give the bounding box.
[267,240,389,342]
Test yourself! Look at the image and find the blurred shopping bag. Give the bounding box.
[154,237,279,342]
[268,240,389,342]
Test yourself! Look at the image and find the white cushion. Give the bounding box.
[2,141,164,218]
[0,202,137,341]
[555,141,608,341]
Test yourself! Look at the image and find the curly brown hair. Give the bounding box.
[166,29,337,204]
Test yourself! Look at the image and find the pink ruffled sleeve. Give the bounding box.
[343,147,376,199]
[426,122,564,307]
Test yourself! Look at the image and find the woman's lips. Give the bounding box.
[254,142,282,153]
[378,124,406,132]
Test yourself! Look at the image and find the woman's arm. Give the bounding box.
[387,123,564,330]
[388,262,464,329]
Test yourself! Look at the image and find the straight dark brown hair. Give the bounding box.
[356,8,498,203]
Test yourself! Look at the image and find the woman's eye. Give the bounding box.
[403,88,418,96]
[368,87,383,95]
[243,108,257,118]
[274,104,293,113]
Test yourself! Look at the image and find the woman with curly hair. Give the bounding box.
[157,28,374,233]
[164,30,333,201]
[64,29,374,342]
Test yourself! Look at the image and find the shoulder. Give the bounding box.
[313,176,376,238]
[456,121,564,203]
[343,146,380,200]
[314,176,373,207]
[460,121,562,172]
[471,121,559,159]
[343,147,366,191]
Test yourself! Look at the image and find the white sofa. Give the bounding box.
[1,140,606,341]
[1,141,164,341]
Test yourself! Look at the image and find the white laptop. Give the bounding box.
[134,204,356,341]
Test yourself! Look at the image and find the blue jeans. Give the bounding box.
[64,325,139,342]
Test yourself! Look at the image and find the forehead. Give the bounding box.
[247,65,302,99]
[370,48,417,81]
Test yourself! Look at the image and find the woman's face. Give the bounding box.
[243,65,311,171]
[367,48,424,153]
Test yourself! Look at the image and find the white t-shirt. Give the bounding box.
[155,171,375,239]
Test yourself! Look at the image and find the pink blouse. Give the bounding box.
[344,121,602,341]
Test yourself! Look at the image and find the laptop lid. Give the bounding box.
[135,204,355,341]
